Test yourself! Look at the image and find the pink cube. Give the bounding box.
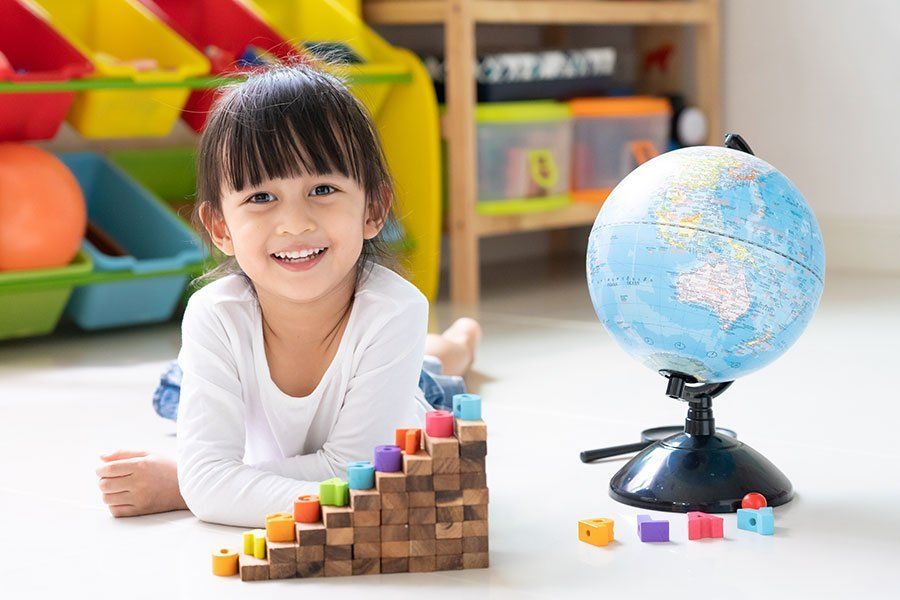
[687,511,723,540]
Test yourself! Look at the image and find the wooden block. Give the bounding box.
[239,555,269,581]
[463,536,489,554]
[354,526,381,543]
[435,554,463,571]
[459,457,486,473]
[434,474,460,491]
[409,524,435,541]
[269,562,295,579]
[296,522,327,546]
[460,441,487,459]
[353,510,381,527]
[437,506,464,523]
[464,504,489,521]
[409,539,436,557]
[409,506,437,524]
[297,545,324,562]
[267,541,297,564]
[352,557,381,575]
[324,560,352,577]
[321,505,353,529]
[463,552,490,569]
[350,488,381,511]
[326,528,354,546]
[406,475,435,492]
[403,451,433,476]
[381,508,409,525]
[435,522,463,539]
[353,542,381,559]
[382,492,409,510]
[424,433,459,459]
[296,560,324,578]
[381,540,409,558]
[463,520,488,537]
[435,490,463,507]
[460,471,487,489]
[409,555,436,573]
[381,524,409,541]
[376,471,407,493]
[435,538,462,555]
[462,488,489,506]
[325,544,353,561]
[454,419,487,443]
[409,491,436,507]
[433,457,460,474]
[381,557,408,574]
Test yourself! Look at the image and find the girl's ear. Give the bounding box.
[363,185,392,240]
[199,202,235,256]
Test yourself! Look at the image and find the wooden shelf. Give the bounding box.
[365,0,712,25]
[476,202,602,237]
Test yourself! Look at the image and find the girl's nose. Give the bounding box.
[276,199,316,236]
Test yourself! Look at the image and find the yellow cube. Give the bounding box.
[578,518,614,547]
[266,512,296,543]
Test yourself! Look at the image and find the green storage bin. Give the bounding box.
[108,147,197,220]
[0,251,92,341]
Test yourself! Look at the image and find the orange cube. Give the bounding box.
[266,512,296,543]
[395,428,422,454]
[578,518,614,547]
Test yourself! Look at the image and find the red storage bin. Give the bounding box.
[0,0,93,141]
[138,0,296,132]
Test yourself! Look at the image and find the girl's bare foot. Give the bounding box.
[95,450,188,518]
[425,317,483,376]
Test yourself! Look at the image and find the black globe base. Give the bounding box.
[608,430,793,513]
[606,371,794,513]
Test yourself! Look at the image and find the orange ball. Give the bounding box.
[741,492,767,510]
[0,144,86,271]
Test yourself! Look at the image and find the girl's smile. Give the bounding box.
[271,245,329,271]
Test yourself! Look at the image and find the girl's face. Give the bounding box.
[203,172,384,303]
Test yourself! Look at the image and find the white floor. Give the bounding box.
[1,258,898,599]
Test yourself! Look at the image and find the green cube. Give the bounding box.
[319,477,350,506]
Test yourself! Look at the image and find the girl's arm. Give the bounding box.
[175,300,316,528]
[249,296,428,481]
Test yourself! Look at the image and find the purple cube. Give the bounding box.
[374,444,403,472]
[637,514,670,542]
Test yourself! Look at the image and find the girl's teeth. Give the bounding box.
[273,248,325,262]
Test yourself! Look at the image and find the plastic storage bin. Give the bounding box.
[108,147,197,219]
[138,0,293,132]
[58,153,205,330]
[0,0,94,141]
[31,0,209,138]
[569,97,671,203]
[0,251,92,340]
[474,101,572,215]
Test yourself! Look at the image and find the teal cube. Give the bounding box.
[452,393,482,420]
[737,507,775,536]
[347,461,375,490]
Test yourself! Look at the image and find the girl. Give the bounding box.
[95,62,481,527]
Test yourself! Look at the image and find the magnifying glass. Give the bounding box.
[579,426,738,463]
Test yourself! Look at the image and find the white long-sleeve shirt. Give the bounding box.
[175,265,429,527]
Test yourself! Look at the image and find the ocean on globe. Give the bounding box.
[586,146,825,383]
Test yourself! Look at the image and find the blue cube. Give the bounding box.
[452,393,482,420]
[737,507,775,536]
[347,460,375,490]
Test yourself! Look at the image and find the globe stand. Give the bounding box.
[608,372,794,513]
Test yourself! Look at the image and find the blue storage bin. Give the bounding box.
[59,152,206,330]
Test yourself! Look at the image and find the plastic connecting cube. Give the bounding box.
[687,512,724,540]
[636,515,669,542]
[347,461,376,490]
[319,477,350,506]
[374,445,403,472]
[425,410,454,437]
[578,518,614,547]
[737,507,775,536]
[395,428,422,454]
[452,394,482,421]
[266,512,295,543]
[294,494,321,523]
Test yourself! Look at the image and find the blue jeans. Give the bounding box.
[152,356,465,421]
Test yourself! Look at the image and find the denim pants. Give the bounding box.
[152,355,465,421]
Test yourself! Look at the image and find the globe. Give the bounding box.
[587,145,825,384]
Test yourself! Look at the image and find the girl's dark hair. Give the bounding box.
[190,60,399,294]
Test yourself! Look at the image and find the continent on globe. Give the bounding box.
[675,261,751,328]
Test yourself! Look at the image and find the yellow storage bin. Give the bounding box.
[29,0,210,138]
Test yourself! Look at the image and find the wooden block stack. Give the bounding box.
[233,399,489,582]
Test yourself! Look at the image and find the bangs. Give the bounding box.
[200,67,382,196]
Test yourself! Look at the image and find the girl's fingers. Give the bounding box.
[108,504,140,518]
[100,449,148,462]
[102,490,132,506]
[98,475,131,494]
[95,456,145,478]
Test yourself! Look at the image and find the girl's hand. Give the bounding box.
[95,450,188,517]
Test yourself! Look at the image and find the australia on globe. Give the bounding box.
[587,146,825,383]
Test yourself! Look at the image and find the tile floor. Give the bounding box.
[1,258,898,598]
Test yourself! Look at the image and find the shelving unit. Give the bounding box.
[364,0,722,305]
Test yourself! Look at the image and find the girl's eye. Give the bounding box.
[311,184,336,197]
[247,192,276,204]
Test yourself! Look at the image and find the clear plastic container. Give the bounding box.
[475,101,572,215]
[569,97,671,203]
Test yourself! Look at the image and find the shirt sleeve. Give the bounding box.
[249,293,429,481]
[175,297,316,528]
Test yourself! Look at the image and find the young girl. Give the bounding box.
[95,63,481,527]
